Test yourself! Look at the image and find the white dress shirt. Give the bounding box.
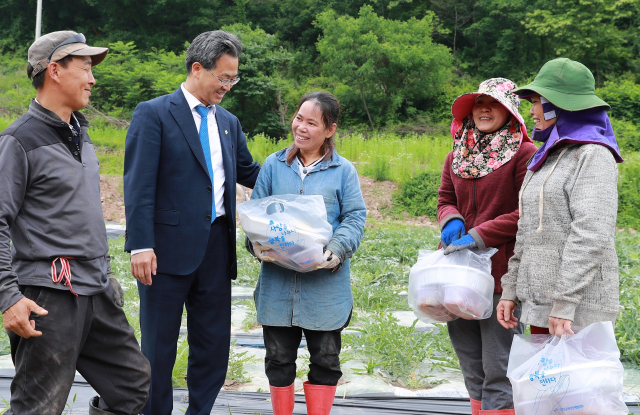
[131,85,227,256]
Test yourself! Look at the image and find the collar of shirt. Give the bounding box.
[181,83,217,120]
[296,156,323,181]
[35,98,81,143]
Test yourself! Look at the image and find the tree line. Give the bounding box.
[1,0,639,137]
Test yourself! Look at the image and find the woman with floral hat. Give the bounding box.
[497,58,623,339]
[437,78,538,415]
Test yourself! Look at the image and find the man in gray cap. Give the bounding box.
[0,31,150,415]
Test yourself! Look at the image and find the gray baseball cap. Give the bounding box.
[28,31,109,79]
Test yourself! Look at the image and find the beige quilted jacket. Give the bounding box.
[500,144,620,328]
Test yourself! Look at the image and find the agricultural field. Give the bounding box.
[0,116,639,394]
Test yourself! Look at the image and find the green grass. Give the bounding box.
[90,127,128,150]
[245,131,451,183]
[96,149,126,176]
[1,118,450,182]
[336,132,450,182]
[0,117,14,132]
[615,231,640,364]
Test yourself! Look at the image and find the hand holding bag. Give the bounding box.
[238,194,333,272]
[507,321,628,415]
[408,248,497,323]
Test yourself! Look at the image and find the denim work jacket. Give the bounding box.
[251,148,367,330]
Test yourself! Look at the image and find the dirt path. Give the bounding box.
[100,175,436,228]
[101,175,125,223]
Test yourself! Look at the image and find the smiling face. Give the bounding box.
[529,93,557,130]
[472,94,511,133]
[291,100,337,163]
[189,53,238,106]
[56,55,95,111]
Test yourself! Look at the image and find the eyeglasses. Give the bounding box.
[48,33,87,61]
[206,68,240,86]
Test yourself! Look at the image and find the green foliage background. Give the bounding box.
[1,0,639,137]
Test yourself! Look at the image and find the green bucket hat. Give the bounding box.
[512,58,609,111]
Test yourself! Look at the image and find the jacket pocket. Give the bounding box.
[323,197,339,222]
[154,209,180,225]
[526,246,560,305]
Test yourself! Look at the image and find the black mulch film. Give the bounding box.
[0,370,638,415]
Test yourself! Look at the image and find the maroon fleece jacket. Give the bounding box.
[437,141,538,293]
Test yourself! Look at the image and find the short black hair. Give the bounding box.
[29,55,73,90]
[185,30,242,75]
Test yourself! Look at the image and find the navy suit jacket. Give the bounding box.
[124,88,260,278]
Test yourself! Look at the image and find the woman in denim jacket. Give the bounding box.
[248,91,366,415]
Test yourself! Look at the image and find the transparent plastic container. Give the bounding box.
[408,248,497,323]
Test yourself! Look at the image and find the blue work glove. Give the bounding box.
[441,219,466,246]
[444,234,477,255]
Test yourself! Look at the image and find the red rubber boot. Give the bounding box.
[479,410,515,415]
[470,398,482,415]
[270,383,295,415]
[303,381,337,415]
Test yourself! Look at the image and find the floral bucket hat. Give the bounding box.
[451,77,526,127]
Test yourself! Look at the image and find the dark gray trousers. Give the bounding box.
[447,294,523,410]
[7,284,151,415]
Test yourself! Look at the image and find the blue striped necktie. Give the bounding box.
[195,105,216,222]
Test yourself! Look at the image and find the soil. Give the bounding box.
[100,175,436,228]
[100,175,126,223]
[223,379,242,391]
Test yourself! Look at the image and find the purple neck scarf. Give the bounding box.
[528,107,623,171]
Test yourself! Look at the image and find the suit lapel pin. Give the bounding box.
[225,130,228,135]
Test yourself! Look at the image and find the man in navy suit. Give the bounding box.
[124,31,260,415]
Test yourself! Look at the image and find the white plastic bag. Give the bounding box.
[238,194,333,272]
[507,321,628,415]
[408,248,497,323]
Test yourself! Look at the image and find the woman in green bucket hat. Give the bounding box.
[497,58,624,341]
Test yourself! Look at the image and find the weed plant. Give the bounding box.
[350,225,439,314]
[0,117,14,132]
[336,133,450,183]
[236,299,259,332]
[172,339,259,387]
[235,229,261,287]
[615,231,640,364]
[343,312,458,388]
[109,236,141,338]
[0,55,32,116]
[618,153,640,230]
[247,133,287,165]
[226,340,260,383]
[393,172,442,218]
[295,349,311,380]
[0,394,77,414]
[172,337,190,387]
